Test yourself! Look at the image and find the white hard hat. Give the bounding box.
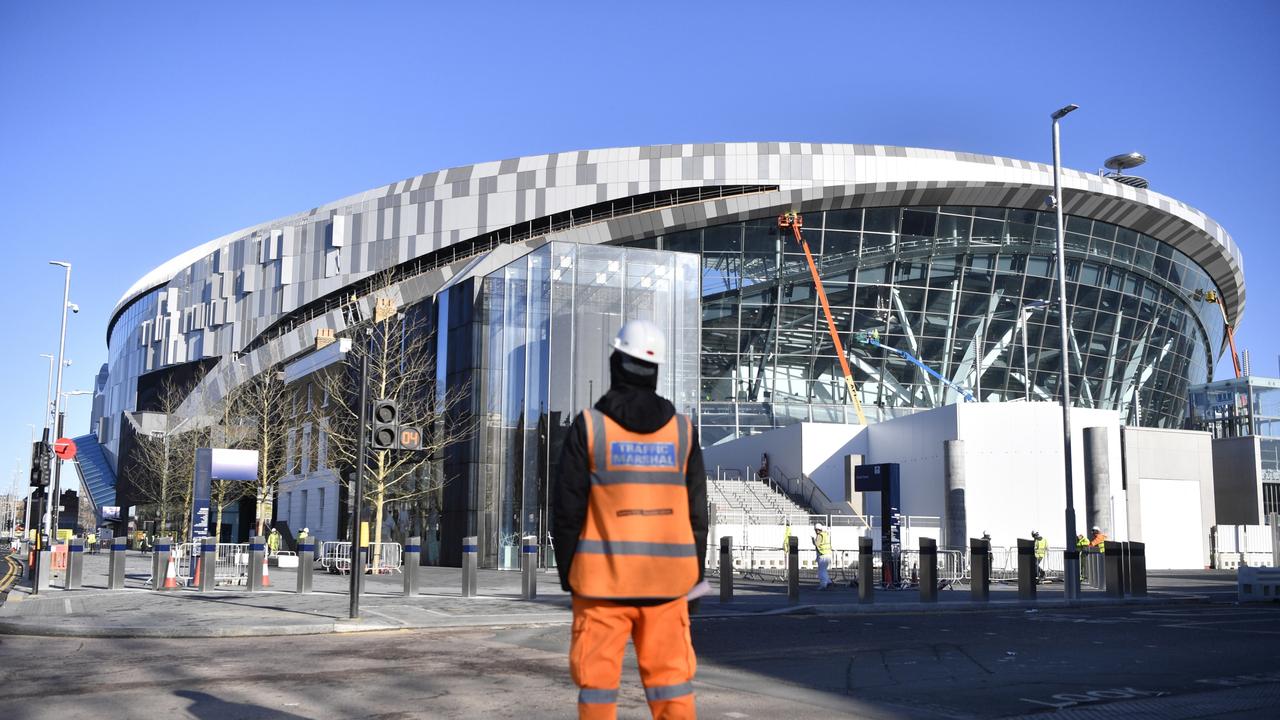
[815,522,826,531]
[1092,526,1101,532]
[612,319,666,364]
[303,528,309,533]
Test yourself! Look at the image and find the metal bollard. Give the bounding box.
[719,536,733,604]
[1017,538,1036,601]
[199,538,217,592]
[970,538,990,602]
[297,540,314,594]
[1104,547,1124,598]
[65,536,84,590]
[34,546,51,593]
[108,536,127,589]
[248,535,266,592]
[1128,541,1147,597]
[1120,542,1134,596]
[858,537,874,604]
[402,536,420,597]
[462,535,478,598]
[152,537,175,591]
[520,535,537,600]
[786,536,799,604]
[918,537,937,603]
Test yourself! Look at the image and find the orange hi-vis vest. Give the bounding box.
[569,409,699,600]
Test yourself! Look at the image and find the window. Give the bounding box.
[300,489,308,530]
[318,488,326,530]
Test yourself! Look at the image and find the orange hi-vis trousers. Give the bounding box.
[570,596,696,720]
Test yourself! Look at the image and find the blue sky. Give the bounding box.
[1,1,1277,492]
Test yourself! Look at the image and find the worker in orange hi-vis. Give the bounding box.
[554,319,709,720]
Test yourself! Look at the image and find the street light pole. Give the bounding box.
[47,261,73,539]
[1050,104,1081,600]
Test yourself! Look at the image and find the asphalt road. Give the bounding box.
[1,603,1278,719]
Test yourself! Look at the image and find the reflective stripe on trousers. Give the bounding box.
[571,595,696,720]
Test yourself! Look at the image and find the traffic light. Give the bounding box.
[371,399,399,450]
[29,441,49,487]
[370,398,425,451]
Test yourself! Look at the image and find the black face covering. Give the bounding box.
[594,350,675,434]
[611,350,658,391]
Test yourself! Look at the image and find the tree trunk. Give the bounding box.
[214,502,225,542]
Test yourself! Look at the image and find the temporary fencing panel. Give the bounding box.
[319,542,403,574]
[1212,525,1277,569]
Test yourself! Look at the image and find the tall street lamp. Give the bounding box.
[45,261,74,539]
[1050,104,1082,600]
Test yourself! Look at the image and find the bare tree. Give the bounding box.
[224,369,289,537]
[314,282,472,567]
[128,379,206,539]
[205,396,250,541]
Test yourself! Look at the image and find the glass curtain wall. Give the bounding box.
[639,206,1223,443]
[479,242,699,568]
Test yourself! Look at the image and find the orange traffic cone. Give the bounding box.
[162,554,179,590]
[192,555,203,588]
[261,559,270,588]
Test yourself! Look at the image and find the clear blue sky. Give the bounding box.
[1,1,1277,493]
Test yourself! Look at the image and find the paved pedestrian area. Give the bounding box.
[0,549,1239,637]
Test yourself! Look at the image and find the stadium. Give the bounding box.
[82,142,1244,566]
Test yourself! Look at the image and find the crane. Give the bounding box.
[853,330,976,403]
[778,212,867,425]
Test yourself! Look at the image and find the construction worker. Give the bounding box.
[86,530,98,555]
[782,520,792,554]
[814,522,833,590]
[266,527,281,556]
[298,527,309,545]
[554,319,707,720]
[1075,533,1090,580]
[1032,530,1048,583]
[1089,525,1107,553]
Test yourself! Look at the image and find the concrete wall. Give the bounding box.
[1211,436,1262,525]
[706,402,1128,552]
[1121,426,1216,568]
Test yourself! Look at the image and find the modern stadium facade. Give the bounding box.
[86,142,1245,564]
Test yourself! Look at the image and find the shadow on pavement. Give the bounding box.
[174,690,311,720]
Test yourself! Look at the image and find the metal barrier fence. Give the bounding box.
[319,542,403,574]
[167,542,249,586]
[709,544,1062,588]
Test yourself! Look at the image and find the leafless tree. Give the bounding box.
[128,379,206,539]
[313,279,472,567]
[223,369,290,537]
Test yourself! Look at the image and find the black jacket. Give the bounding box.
[552,353,708,600]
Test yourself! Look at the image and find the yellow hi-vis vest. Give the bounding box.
[569,409,698,600]
[1034,537,1048,560]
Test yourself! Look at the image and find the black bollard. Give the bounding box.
[919,537,938,603]
[65,536,84,590]
[719,536,733,604]
[462,535,478,598]
[520,535,537,600]
[1104,547,1124,598]
[297,539,315,594]
[970,538,990,602]
[108,536,127,590]
[200,538,217,592]
[1128,541,1147,597]
[858,537,874,604]
[1017,539,1036,601]
[403,536,421,597]
[787,536,800,604]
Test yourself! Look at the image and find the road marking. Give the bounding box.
[64,599,72,614]
[1020,687,1164,709]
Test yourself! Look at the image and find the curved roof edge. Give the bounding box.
[112,142,1244,328]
